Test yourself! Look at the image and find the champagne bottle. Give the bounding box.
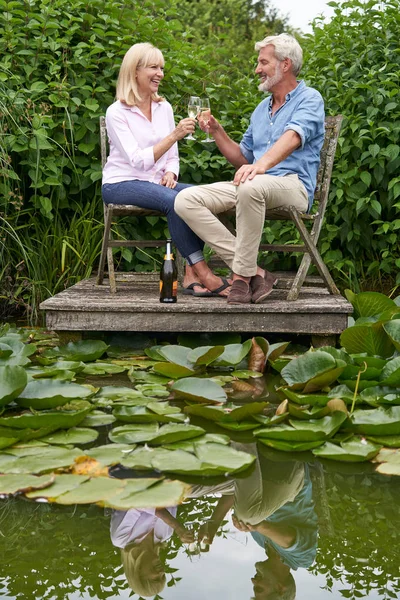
[160,238,178,303]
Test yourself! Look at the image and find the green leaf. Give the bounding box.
[15,379,94,409]
[0,400,92,430]
[281,351,346,392]
[82,362,126,375]
[255,412,347,441]
[312,438,382,462]
[383,320,400,351]
[171,377,227,403]
[366,435,400,448]
[26,474,90,499]
[187,345,225,366]
[0,473,55,495]
[281,389,331,406]
[56,340,109,362]
[340,323,394,358]
[108,423,160,444]
[147,423,205,446]
[158,345,195,368]
[345,406,400,435]
[80,410,116,427]
[213,341,253,366]
[347,291,396,319]
[0,366,28,406]
[257,438,324,452]
[380,357,400,386]
[39,427,99,446]
[84,443,135,465]
[152,362,195,379]
[55,476,126,504]
[0,446,82,474]
[104,479,188,510]
[112,404,184,424]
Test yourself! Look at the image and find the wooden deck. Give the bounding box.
[40,272,352,337]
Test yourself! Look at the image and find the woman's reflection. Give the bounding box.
[110,506,194,596]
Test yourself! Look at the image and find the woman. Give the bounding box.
[102,42,230,297]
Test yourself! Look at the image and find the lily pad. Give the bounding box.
[153,362,195,379]
[147,423,205,446]
[281,351,346,392]
[194,443,255,473]
[127,369,170,384]
[0,446,82,474]
[346,291,396,319]
[344,406,400,435]
[217,420,260,431]
[280,388,331,406]
[157,345,195,368]
[255,412,347,442]
[82,362,127,375]
[80,410,117,427]
[231,370,264,379]
[15,379,94,409]
[113,404,184,424]
[0,338,36,367]
[55,476,126,504]
[25,474,90,499]
[109,423,159,444]
[383,320,400,352]
[39,427,99,446]
[257,438,324,452]
[172,377,227,404]
[164,433,230,451]
[145,345,168,361]
[288,404,330,420]
[104,479,188,510]
[0,473,55,495]
[56,340,109,362]
[0,400,92,429]
[213,341,253,367]
[0,343,13,359]
[267,342,290,362]
[96,386,144,399]
[340,323,394,358]
[187,345,225,366]
[380,357,400,386]
[312,437,382,462]
[360,386,400,406]
[366,435,400,448]
[0,365,28,407]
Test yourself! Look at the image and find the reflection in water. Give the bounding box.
[110,444,318,599]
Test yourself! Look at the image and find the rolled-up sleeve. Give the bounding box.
[164,104,179,178]
[283,91,325,149]
[239,122,255,163]
[105,107,156,172]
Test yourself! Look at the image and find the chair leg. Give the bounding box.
[107,247,117,294]
[287,253,312,301]
[290,210,341,297]
[97,206,113,285]
[176,250,184,287]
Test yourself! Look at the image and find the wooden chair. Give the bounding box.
[96,116,183,293]
[261,115,343,300]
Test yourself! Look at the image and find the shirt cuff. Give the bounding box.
[284,124,305,149]
[142,146,155,171]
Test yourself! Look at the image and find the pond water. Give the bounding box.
[1,457,399,600]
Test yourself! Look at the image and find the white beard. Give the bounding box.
[258,63,283,93]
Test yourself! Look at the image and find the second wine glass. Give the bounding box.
[200,97,213,143]
[187,96,201,140]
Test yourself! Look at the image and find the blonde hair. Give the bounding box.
[121,541,166,597]
[116,42,165,107]
[255,33,303,76]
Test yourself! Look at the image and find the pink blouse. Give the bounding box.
[102,99,179,185]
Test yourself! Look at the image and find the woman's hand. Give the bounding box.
[160,171,177,188]
[174,117,196,140]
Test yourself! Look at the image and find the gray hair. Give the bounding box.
[255,33,303,76]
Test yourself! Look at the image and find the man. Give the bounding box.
[175,33,325,304]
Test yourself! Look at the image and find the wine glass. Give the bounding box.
[200,97,213,143]
[186,96,201,140]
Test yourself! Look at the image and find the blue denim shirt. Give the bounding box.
[239,81,325,209]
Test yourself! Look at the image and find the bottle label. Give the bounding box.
[173,280,178,294]
[164,253,174,260]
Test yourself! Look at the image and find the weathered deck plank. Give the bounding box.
[40,273,352,335]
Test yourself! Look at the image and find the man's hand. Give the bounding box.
[176,525,195,543]
[233,160,267,186]
[160,171,177,189]
[198,113,219,135]
[232,514,258,532]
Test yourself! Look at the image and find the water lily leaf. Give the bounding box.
[55,476,126,504]
[347,291,396,319]
[0,366,28,406]
[25,474,90,499]
[172,377,227,404]
[340,323,394,358]
[39,427,99,446]
[345,406,400,435]
[213,341,253,366]
[383,320,400,352]
[145,345,167,361]
[113,404,184,424]
[139,386,170,398]
[15,379,94,409]
[339,379,379,393]
[258,438,324,452]
[83,443,134,465]
[231,370,263,379]
[339,365,382,381]
[312,437,382,462]
[153,362,195,379]
[281,351,345,391]
[82,362,126,375]
[267,342,290,361]
[164,433,230,451]
[0,343,13,359]
[281,388,331,406]
[360,386,400,406]
[195,443,255,473]
[0,473,54,495]
[366,435,400,448]
[157,345,194,368]
[380,356,400,386]
[80,410,116,427]
[328,385,356,403]
[0,339,36,366]
[0,446,81,474]
[253,413,288,426]
[142,448,222,476]
[187,345,225,366]
[288,404,330,420]
[184,404,228,422]
[109,423,159,444]
[255,412,347,442]
[0,400,92,429]
[56,340,109,362]
[127,369,171,384]
[268,358,290,373]
[218,420,260,431]
[96,386,144,399]
[227,401,269,421]
[0,435,21,450]
[105,479,189,510]
[147,423,205,446]
[352,355,387,369]
[375,462,400,476]
[120,446,160,469]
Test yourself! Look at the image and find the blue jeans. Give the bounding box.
[102,180,204,265]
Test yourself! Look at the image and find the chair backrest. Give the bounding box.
[313,115,343,218]
[100,116,107,169]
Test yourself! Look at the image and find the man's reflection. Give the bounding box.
[110,506,194,597]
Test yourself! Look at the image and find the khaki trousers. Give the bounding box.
[175,174,308,277]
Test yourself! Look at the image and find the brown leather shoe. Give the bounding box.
[227,279,252,304]
[251,270,277,304]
